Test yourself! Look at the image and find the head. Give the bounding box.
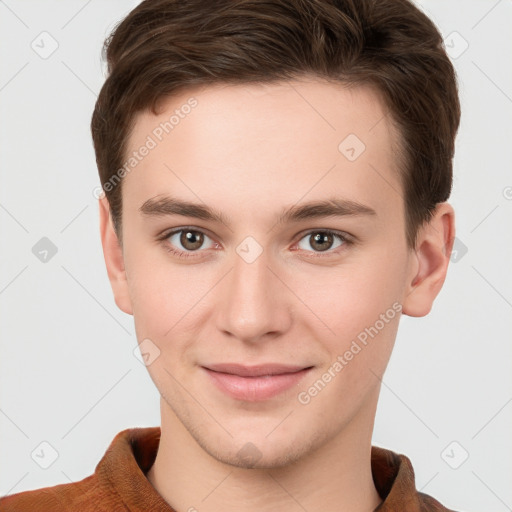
[93,0,460,468]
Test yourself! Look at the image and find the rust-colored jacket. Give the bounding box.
[0,427,456,511]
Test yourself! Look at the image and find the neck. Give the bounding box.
[147,398,382,512]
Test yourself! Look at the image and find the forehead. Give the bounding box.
[122,78,403,223]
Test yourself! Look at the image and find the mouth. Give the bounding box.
[201,363,314,401]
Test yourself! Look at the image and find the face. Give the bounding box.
[105,78,422,468]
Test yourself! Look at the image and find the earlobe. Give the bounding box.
[98,197,133,316]
[402,203,455,317]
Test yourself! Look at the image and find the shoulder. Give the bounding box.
[0,427,159,512]
[418,491,459,512]
[0,474,125,512]
[371,445,460,512]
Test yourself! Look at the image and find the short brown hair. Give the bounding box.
[91,0,460,248]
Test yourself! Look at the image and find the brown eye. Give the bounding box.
[179,230,204,251]
[163,228,216,258]
[297,230,347,254]
[310,232,334,252]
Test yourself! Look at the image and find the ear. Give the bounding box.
[98,196,133,315]
[402,202,455,317]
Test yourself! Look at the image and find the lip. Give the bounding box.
[202,363,313,401]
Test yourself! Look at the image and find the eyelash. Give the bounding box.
[157,227,353,260]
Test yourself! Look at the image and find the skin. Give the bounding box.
[99,77,455,512]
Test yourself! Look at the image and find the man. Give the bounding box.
[0,0,461,510]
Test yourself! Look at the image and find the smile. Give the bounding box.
[201,363,314,401]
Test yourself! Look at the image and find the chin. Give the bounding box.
[210,443,304,470]
[195,426,329,471]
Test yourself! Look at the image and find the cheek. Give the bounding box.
[126,260,202,385]
[124,249,184,338]
[124,227,408,348]
[295,291,401,415]
[289,251,406,405]
[124,252,222,385]
[291,253,406,340]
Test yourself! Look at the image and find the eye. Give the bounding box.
[160,228,217,259]
[158,227,352,260]
[295,229,350,255]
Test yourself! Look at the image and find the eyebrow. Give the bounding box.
[139,195,376,227]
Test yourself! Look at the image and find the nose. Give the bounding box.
[214,243,293,344]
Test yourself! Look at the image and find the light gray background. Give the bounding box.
[1,1,511,511]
